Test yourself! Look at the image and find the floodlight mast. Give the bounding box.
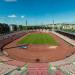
[52,20,55,31]
[26,20,27,32]
[26,20,27,26]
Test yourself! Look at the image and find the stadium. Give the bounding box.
[3,30,75,63]
[0,23,75,75]
[0,0,75,75]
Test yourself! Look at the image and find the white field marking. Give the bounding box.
[49,46,58,49]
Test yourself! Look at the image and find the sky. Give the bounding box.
[0,0,75,25]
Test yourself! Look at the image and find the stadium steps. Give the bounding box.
[0,62,17,75]
[27,63,48,75]
[52,31,75,46]
[4,63,67,75]
[58,64,75,75]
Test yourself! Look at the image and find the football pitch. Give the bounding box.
[17,33,58,45]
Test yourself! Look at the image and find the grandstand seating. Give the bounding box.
[0,62,17,75]
[0,31,75,75]
[0,31,28,52]
[1,60,75,75]
[0,53,75,75]
[56,30,75,40]
[58,63,75,75]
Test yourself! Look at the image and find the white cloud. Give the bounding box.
[8,14,17,18]
[21,16,25,18]
[4,0,17,2]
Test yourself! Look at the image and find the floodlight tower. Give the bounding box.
[52,20,55,31]
[26,20,28,32]
[26,20,27,26]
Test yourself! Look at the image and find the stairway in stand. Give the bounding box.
[27,63,48,75]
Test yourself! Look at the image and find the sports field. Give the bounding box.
[4,31,75,62]
[17,33,58,45]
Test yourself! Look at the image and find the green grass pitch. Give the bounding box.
[17,33,58,45]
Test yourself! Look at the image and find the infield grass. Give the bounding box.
[17,33,58,45]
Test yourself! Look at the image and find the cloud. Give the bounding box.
[4,0,17,2]
[8,14,17,18]
[21,16,24,18]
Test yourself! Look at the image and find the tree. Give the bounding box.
[12,25,18,31]
[0,23,3,34]
[19,25,23,30]
[0,23,10,34]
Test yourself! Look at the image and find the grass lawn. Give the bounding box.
[17,33,58,45]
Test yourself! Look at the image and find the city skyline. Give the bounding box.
[0,0,75,25]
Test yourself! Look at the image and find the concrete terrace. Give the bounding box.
[52,31,75,46]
